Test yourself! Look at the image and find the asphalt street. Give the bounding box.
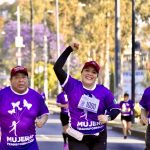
[36,114,146,150]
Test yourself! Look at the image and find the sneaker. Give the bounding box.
[128,130,131,135]
[63,143,68,150]
[124,136,127,139]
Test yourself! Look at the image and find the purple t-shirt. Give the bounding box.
[120,100,134,116]
[0,86,49,150]
[140,87,150,118]
[56,92,68,114]
[62,75,120,134]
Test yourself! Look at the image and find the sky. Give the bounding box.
[0,0,16,5]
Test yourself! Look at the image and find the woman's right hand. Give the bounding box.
[71,43,79,51]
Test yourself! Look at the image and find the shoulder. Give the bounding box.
[96,84,107,90]
[0,87,11,99]
[120,101,124,104]
[143,87,150,95]
[96,84,113,94]
[28,88,42,97]
[129,100,134,103]
[0,86,10,94]
[57,92,64,98]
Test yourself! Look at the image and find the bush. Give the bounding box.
[134,102,141,118]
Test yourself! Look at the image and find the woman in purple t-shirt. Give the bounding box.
[54,43,120,150]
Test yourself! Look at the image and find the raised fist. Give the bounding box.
[71,43,79,51]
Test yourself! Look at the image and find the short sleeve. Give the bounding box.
[104,90,120,112]
[38,96,49,116]
[139,88,150,110]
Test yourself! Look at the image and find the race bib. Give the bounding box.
[78,94,99,113]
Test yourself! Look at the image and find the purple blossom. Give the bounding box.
[3,20,60,64]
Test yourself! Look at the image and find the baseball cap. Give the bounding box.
[11,66,28,77]
[82,61,100,73]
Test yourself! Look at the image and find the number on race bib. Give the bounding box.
[86,102,96,111]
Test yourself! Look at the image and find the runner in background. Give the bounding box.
[38,88,46,101]
[120,93,134,139]
[56,91,69,150]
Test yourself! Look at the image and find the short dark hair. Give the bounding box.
[124,93,129,97]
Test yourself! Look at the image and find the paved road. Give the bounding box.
[36,114,146,150]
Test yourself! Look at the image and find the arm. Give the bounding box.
[98,109,120,124]
[35,114,49,128]
[140,108,148,125]
[56,103,68,109]
[53,46,72,84]
[53,43,79,84]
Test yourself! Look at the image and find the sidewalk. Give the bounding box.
[108,114,146,139]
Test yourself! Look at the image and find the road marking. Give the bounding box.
[36,135,63,142]
[36,134,144,144]
[107,137,144,144]
[46,119,61,124]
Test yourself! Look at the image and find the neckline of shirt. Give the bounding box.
[10,86,29,95]
[83,83,96,91]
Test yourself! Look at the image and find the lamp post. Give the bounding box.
[104,12,110,89]
[30,0,35,89]
[115,0,121,99]
[43,10,48,101]
[15,5,24,66]
[131,0,135,123]
[43,9,54,101]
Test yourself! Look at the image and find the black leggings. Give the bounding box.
[68,130,107,150]
[146,125,150,150]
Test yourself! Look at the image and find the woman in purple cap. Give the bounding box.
[53,43,120,150]
[139,88,150,150]
[56,91,69,150]
[0,66,49,150]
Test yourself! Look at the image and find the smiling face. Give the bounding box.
[10,73,29,93]
[81,66,98,89]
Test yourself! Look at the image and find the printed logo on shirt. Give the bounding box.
[64,94,68,102]
[7,134,34,146]
[122,103,131,113]
[8,99,32,136]
[77,121,104,132]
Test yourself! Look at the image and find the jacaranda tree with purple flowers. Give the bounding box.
[3,20,58,65]
[2,20,62,94]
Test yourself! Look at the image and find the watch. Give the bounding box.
[107,115,111,121]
